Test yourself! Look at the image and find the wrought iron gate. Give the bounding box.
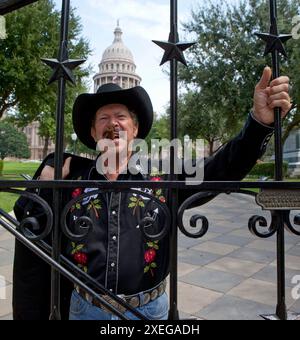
[0,0,299,320]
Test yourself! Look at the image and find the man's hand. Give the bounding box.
[39,157,72,180]
[253,66,292,126]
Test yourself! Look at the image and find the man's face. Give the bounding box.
[91,103,139,155]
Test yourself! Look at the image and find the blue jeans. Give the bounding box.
[69,290,169,320]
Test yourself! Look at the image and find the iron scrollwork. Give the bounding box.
[283,211,300,236]
[61,188,171,242]
[249,189,300,238]
[177,192,219,239]
[0,188,53,241]
[248,212,278,239]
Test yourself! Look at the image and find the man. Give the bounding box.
[13,66,292,320]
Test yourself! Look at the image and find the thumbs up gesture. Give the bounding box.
[253,66,292,125]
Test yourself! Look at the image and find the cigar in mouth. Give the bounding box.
[104,127,120,140]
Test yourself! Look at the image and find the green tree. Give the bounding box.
[0,0,91,157]
[70,139,98,159]
[0,121,30,170]
[178,91,231,156]
[179,0,300,147]
[146,112,170,142]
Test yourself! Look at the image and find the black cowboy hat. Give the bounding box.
[72,83,154,150]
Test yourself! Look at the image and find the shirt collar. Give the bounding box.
[88,152,147,181]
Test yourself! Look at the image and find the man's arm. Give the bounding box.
[179,67,292,206]
[203,114,274,181]
[12,153,92,320]
[205,66,291,181]
[13,154,57,320]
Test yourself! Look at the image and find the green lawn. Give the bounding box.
[0,161,40,213]
[1,161,40,178]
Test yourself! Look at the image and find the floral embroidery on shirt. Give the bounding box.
[151,177,166,204]
[144,241,159,277]
[71,242,88,273]
[70,187,102,219]
[71,188,83,212]
[154,188,166,203]
[128,196,145,216]
[72,188,83,199]
[87,199,102,219]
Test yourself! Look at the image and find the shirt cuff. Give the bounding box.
[250,111,275,130]
[245,113,274,157]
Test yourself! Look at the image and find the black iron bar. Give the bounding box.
[168,0,180,321]
[269,0,286,320]
[271,0,283,181]
[50,0,70,320]
[3,180,300,190]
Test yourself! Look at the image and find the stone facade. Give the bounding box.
[23,122,55,161]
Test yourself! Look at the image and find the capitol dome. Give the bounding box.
[93,23,142,91]
[102,26,134,63]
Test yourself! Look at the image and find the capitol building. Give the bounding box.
[24,23,141,160]
[93,23,141,91]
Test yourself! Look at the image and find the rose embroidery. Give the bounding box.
[72,188,83,199]
[145,249,156,263]
[144,241,159,277]
[151,177,166,204]
[154,189,166,203]
[151,177,162,182]
[74,252,88,266]
[71,242,88,273]
[71,188,84,212]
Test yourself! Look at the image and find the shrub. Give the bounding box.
[248,162,289,179]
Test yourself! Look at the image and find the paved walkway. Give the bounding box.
[1,193,300,320]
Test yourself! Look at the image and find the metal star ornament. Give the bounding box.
[256,32,292,57]
[255,19,292,57]
[41,42,85,85]
[153,34,195,66]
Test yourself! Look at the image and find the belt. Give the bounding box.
[75,280,167,314]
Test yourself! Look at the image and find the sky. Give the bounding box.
[53,0,199,115]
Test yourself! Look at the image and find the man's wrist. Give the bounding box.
[250,111,274,129]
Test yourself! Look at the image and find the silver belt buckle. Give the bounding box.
[102,296,127,314]
[150,288,158,301]
[158,282,165,296]
[128,296,140,309]
[143,293,151,306]
[141,280,166,306]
